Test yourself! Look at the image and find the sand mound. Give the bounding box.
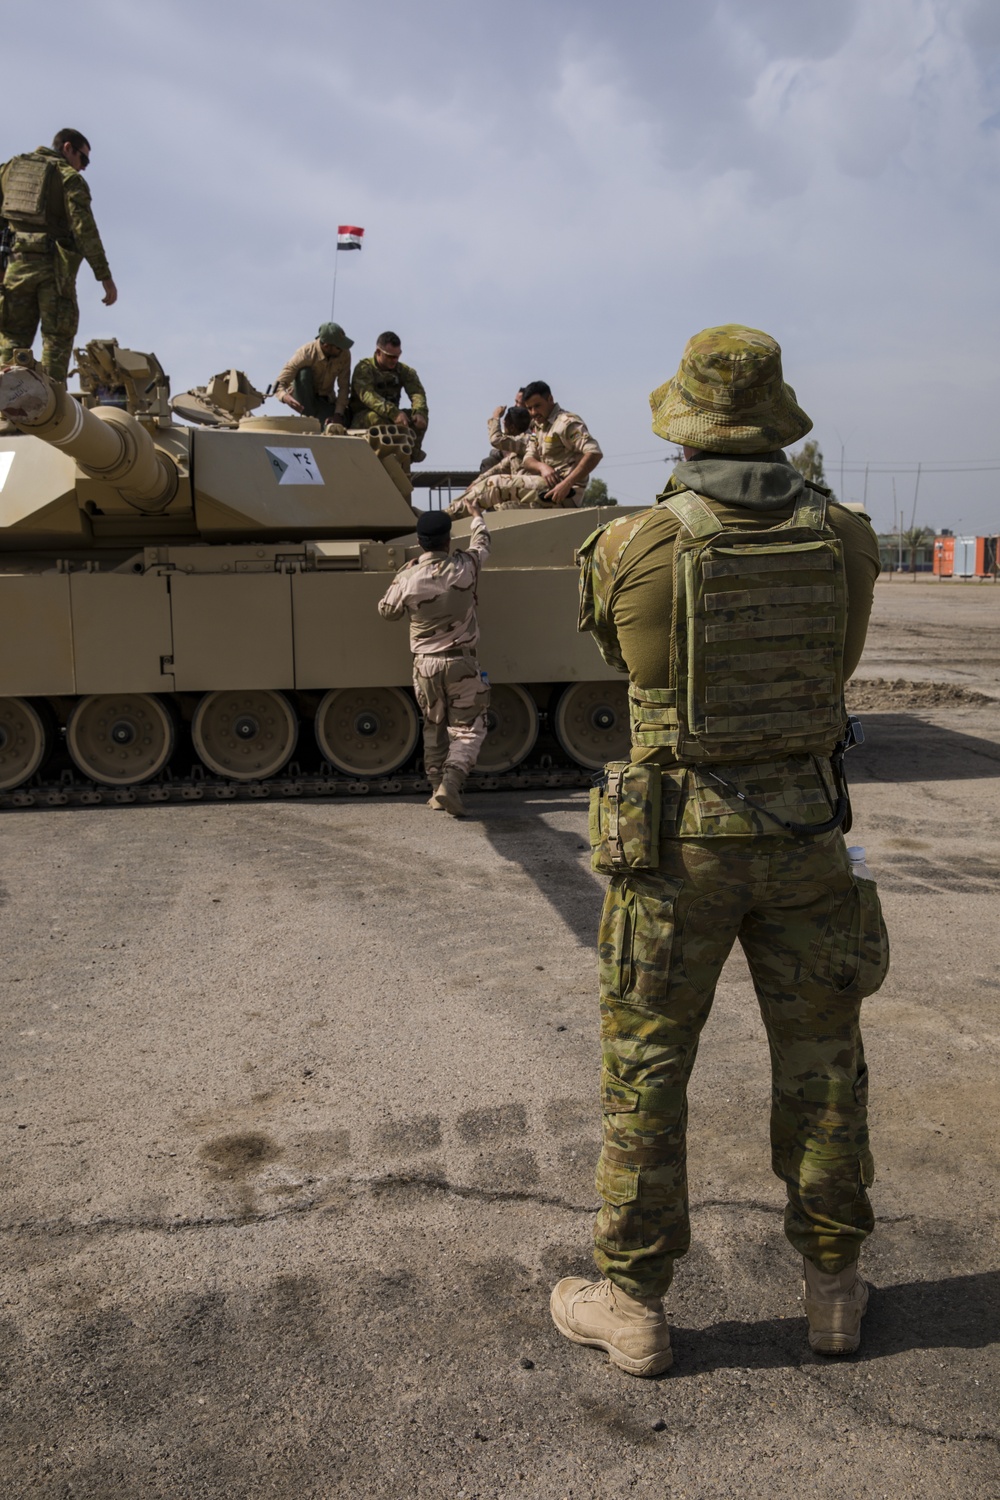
[846,678,996,712]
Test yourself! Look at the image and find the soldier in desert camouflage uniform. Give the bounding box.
[448,405,533,517]
[0,129,117,384]
[377,503,490,816]
[486,400,532,459]
[480,380,602,509]
[550,326,888,1378]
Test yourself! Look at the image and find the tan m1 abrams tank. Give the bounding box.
[0,342,630,806]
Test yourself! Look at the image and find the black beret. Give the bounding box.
[416,510,453,544]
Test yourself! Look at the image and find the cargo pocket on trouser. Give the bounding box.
[443,661,489,772]
[817,876,890,1001]
[447,664,489,727]
[598,874,682,1011]
[595,875,694,1295]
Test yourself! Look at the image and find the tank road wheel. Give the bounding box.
[478,683,539,773]
[192,690,298,780]
[315,687,419,776]
[67,694,176,785]
[0,697,51,791]
[553,681,631,770]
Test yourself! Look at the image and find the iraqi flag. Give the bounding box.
[337,225,364,251]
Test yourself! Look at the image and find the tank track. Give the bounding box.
[1,760,592,811]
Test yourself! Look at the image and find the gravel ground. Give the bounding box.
[0,578,998,1498]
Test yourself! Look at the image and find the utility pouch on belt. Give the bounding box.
[589,762,662,873]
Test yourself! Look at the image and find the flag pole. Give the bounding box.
[331,241,340,320]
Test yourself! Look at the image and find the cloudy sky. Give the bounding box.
[6,0,1000,533]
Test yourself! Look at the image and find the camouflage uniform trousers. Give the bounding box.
[0,253,79,383]
[481,470,582,510]
[595,831,889,1300]
[413,654,489,776]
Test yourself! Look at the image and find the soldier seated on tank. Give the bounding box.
[486,397,532,462]
[347,332,428,465]
[273,322,353,425]
[478,400,532,470]
[452,406,533,516]
[477,381,602,510]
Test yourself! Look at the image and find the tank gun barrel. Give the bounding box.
[0,356,177,512]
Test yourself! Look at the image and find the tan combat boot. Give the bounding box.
[550,1276,672,1377]
[802,1258,869,1354]
[424,767,443,808]
[430,766,466,817]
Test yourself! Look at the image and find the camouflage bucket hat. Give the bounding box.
[317,321,354,349]
[649,325,812,454]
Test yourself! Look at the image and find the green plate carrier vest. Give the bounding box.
[1,154,60,232]
[628,487,849,763]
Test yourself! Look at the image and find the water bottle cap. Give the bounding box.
[846,846,866,863]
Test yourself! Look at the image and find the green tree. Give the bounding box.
[790,440,835,500]
[902,524,933,575]
[585,476,617,506]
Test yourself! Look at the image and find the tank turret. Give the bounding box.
[0,341,629,802]
[0,346,418,551]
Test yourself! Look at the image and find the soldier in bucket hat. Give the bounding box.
[550,325,887,1375]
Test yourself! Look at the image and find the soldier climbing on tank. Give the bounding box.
[273,321,353,426]
[0,129,117,387]
[348,332,428,468]
[376,503,490,817]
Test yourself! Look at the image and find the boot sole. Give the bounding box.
[808,1331,862,1354]
[549,1288,673,1377]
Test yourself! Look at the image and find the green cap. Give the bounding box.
[649,325,812,454]
[317,321,353,349]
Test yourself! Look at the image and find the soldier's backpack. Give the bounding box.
[624,487,849,764]
[1,154,60,231]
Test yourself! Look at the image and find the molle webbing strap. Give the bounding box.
[704,615,836,643]
[603,763,626,866]
[702,550,834,579]
[630,686,679,747]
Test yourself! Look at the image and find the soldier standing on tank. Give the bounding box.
[549,325,888,1376]
[377,502,490,817]
[348,332,428,462]
[273,322,353,426]
[0,129,117,385]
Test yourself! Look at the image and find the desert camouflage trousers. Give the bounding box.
[594,832,889,1298]
[0,253,79,384]
[478,471,582,510]
[413,654,489,777]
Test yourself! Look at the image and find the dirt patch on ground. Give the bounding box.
[847,677,997,712]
